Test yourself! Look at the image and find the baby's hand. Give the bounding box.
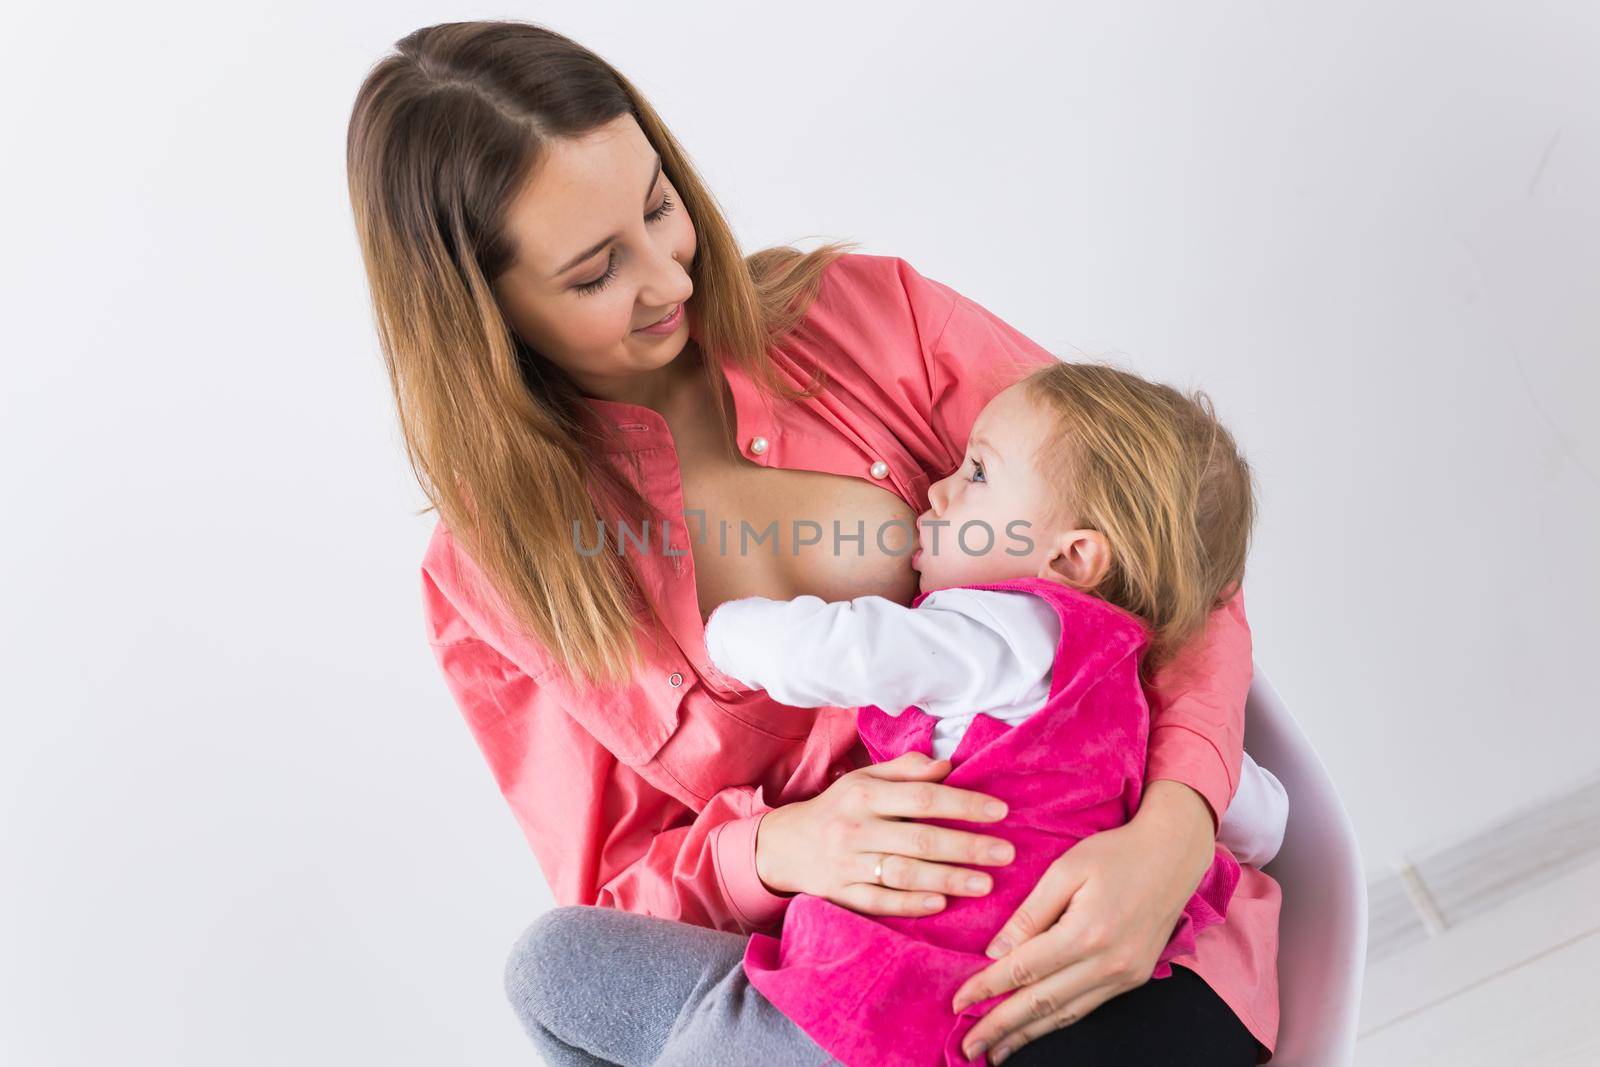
[702,595,785,687]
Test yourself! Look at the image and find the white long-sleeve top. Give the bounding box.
[704,587,1289,867]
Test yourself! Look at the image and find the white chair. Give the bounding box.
[1244,667,1367,1066]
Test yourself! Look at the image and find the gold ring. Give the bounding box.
[873,855,885,886]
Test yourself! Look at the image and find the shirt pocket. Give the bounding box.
[535,643,693,767]
[649,686,831,807]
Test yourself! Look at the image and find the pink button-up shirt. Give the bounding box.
[419,253,1280,1054]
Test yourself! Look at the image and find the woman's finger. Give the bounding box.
[981,979,1130,1065]
[949,854,1091,1013]
[953,948,1110,1063]
[860,849,997,898]
[851,751,953,781]
[833,878,947,918]
[857,774,1011,826]
[981,851,1088,961]
[862,816,1015,872]
[951,907,1089,1018]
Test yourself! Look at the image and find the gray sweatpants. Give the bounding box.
[503,904,844,1067]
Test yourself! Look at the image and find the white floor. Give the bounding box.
[1356,856,1600,1065]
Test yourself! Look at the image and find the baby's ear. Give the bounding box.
[1038,529,1113,591]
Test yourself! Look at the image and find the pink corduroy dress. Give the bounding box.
[742,576,1243,1067]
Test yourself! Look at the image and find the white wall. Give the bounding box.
[4,2,1596,1063]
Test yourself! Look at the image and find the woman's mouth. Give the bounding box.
[634,303,684,336]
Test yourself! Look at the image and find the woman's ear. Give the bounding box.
[1038,529,1112,591]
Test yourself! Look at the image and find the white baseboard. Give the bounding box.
[1365,769,1600,962]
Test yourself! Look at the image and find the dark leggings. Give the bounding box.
[1004,964,1260,1067]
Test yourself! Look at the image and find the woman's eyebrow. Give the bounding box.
[549,155,664,279]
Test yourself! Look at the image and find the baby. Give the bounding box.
[706,361,1281,1066]
[515,362,1285,1067]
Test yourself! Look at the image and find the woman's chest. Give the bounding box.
[672,420,922,619]
[652,364,928,620]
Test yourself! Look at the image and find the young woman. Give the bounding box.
[346,20,1281,1065]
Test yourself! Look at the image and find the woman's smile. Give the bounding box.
[634,302,684,335]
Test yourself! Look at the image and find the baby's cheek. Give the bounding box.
[932,543,981,587]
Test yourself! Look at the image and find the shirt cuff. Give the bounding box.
[1145,723,1236,831]
[711,808,793,932]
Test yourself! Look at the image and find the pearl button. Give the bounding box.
[749,436,769,456]
[668,672,683,688]
[869,460,889,479]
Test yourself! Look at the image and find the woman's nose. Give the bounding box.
[637,239,692,308]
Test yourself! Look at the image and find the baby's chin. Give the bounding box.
[918,562,1038,595]
[912,550,946,594]
[914,567,967,595]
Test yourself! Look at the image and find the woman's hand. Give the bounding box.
[754,751,1017,916]
[949,780,1217,1064]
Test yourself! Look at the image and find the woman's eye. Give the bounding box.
[574,195,677,296]
[575,251,618,295]
[646,192,676,223]
[969,459,986,483]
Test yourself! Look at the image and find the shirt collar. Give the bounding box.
[579,356,776,456]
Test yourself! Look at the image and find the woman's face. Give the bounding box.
[491,114,698,401]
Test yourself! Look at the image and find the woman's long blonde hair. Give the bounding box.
[1022,362,1257,674]
[347,20,855,686]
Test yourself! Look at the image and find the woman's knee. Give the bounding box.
[503,905,596,1029]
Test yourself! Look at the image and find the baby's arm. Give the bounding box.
[1216,752,1289,866]
[703,588,1058,717]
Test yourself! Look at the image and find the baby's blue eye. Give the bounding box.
[969,459,986,483]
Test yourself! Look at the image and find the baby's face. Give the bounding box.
[914,382,1074,594]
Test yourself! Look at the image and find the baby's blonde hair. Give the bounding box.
[1022,362,1256,673]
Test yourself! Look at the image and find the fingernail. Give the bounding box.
[986,937,1009,958]
[967,1040,988,1059]
[923,894,943,909]
[966,874,986,892]
[984,801,1006,817]
[992,1046,1011,1064]
[988,843,1011,861]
